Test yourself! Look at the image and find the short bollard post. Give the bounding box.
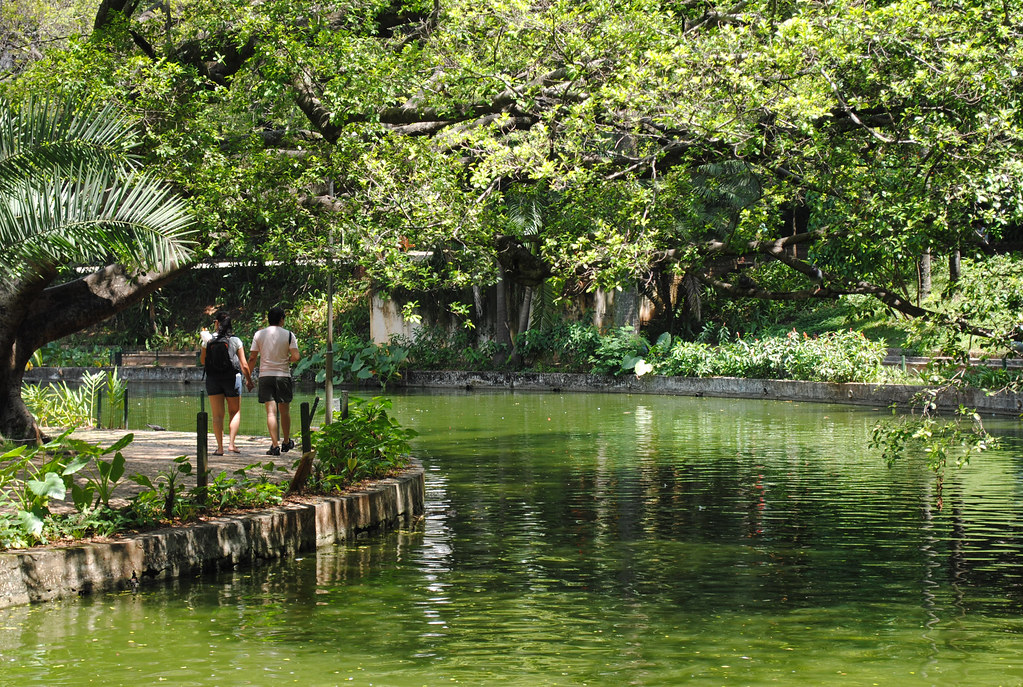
[122,384,129,429]
[196,411,208,505]
[341,390,349,420]
[301,402,312,454]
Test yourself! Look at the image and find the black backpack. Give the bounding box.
[205,334,237,375]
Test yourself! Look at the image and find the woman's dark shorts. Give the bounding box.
[206,373,241,398]
[258,375,294,404]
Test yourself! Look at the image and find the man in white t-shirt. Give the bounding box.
[247,306,301,456]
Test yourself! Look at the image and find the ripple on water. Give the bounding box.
[7,391,1023,685]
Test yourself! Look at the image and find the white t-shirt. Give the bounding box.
[251,326,298,377]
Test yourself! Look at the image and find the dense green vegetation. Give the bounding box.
[4,0,1023,343]
[388,322,895,382]
[312,397,415,491]
[2,0,1023,457]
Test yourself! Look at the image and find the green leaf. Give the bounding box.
[1,446,27,460]
[62,456,91,476]
[103,433,135,454]
[130,473,155,488]
[17,509,45,537]
[621,355,643,371]
[71,483,96,511]
[109,452,126,482]
[28,472,67,500]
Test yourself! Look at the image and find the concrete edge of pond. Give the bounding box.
[0,463,425,610]
[23,365,1023,415]
[403,370,1023,416]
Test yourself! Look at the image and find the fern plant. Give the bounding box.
[22,370,107,429]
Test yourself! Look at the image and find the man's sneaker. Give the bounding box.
[266,445,281,456]
[281,439,295,453]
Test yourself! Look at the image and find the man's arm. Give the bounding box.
[233,341,255,391]
[248,330,262,372]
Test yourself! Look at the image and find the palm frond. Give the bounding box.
[0,98,137,195]
[0,166,195,270]
[529,281,560,331]
[691,160,762,210]
[0,97,193,272]
[506,192,546,236]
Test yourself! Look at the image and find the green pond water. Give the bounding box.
[4,388,1023,686]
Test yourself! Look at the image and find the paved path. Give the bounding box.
[61,429,299,507]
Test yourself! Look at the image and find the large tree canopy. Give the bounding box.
[4,0,1023,339]
[0,98,195,441]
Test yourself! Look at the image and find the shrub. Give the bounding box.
[516,322,603,371]
[0,432,132,548]
[783,330,885,382]
[589,326,650,375]
[32,342,116,367]
[294,330,409,387]
[651,329,885,382]
[202,461,288,512]
[392,327,494,370]
[312,397,416,492]
[653,340,716,377]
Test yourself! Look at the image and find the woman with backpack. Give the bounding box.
[199,310,254,455]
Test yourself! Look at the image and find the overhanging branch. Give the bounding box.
[20,262,192,350]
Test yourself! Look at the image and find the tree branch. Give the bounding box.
[699,263,995,338]
[20,262,192,351]
[93,0,140,32]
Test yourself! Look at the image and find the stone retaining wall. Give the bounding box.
[26,367,1023,415]
[0,465,424,609]
[26,365,204,383]
[405,370,1023,416]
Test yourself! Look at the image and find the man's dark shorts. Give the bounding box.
[206,373,240,398]
[258,375,294,404]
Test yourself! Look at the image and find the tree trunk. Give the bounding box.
[492,275,513,367]
[657,270,677,336]
[918,250,932,303]
[507,284,533,368]
[473,285,484,322]
[949,249,961,283]
[0,262,188,441]
[517,285,534,336]
[0,357,40,444]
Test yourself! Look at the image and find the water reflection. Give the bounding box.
[5,390,1023,685]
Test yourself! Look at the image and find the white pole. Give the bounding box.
[325,179,335,425]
